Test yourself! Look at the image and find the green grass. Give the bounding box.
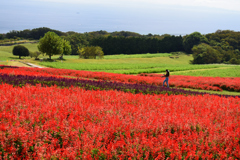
[39,54,193,72]
[39,55,229,75]
[0,43,38,53]
[60,53,173,60]
[103,53,172,59]
[172,66,240,77]
[182,87,240,96]
[0,43,39,61]
[0,39,37,45]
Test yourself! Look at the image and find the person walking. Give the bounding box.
[162,69,170,88]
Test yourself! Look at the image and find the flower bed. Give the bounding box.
[1,65,239,92]
[139,73,240,92]
[0,83,240,159]
[0,73,238,98]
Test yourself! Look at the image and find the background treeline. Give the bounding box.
[0,27,184,55]
[187,31,240,64]
[3,27,65,40]
[90,36,183,55]
[1,27,240,64]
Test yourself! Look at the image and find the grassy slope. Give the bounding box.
[0,43,39,61]
[38,55,235,75]
[171,66,240,77]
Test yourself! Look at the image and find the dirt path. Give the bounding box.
[19,61,45,68]
[1,60,45,68]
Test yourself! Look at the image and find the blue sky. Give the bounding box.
[1,0,240,35]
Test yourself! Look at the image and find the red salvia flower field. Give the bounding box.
[1,65,240,92]
[0,65,240,159]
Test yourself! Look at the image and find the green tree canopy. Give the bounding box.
[78,46,104,59]
[0,34,4,40]
[183,32,208,53]
[64,33,89,55]
[206,30,240,51]
[38,31,63,59]
[12,45,29,59]
[59,39,72,59]
[6,27,65,39]
[191,43,221,64]
[29,51,42,60]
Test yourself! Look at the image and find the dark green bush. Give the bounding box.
[12,45,29,59]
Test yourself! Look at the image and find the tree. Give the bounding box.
[95,46,104,59]
[191,43,221,64]
[29,51,42,60]
[38,31,63,60]
[78,46,104,59]
[183,32,208,53]
[206,30,240,51]
[0,34,4,40]
[229,58,240,64]
[12,45,29,59]
[64,33,89,55]
[59,39,72,59]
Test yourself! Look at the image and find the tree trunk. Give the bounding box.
[19,55,21,59]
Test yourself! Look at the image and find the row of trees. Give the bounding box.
[5,27,240,64]
[12,32,72,60]
[5,27,65,40]
[184,31,240,64]
[1,28,169,41]
[90,36,184,55]
[12,32,104,60]
[191,43,240,64]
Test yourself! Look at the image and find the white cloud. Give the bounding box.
[34,0,240,11]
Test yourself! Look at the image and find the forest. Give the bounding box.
[0,27,240,64]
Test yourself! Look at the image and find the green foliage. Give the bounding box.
[78,46,104,59]
[189,30,240,64]
[90,35,184,55]
[12,45,29,59]
[4,28,185,56]
[64,33,89,55]
[38,32,64,59]
[191,43,221,64]
[183,32,208,53]
[111,31,142,37]
[62,40,72,55]
[206,30,240,51]
[6,27,65,39]
[59,39,72,59]
[0,34,4,40]
[204,30,240,64]
[229,58,240,64]
[29,51,42,60]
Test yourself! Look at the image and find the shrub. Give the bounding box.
[29,51,42,60]
[78,46,104,59]
[229,58,240,64]
[12,45,29,59]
